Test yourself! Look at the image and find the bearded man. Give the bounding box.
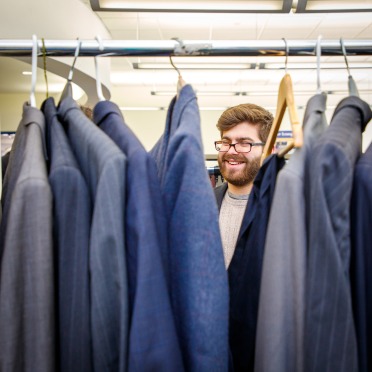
[214,103,273,268]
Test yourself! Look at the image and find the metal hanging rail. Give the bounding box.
[0,39,372,57]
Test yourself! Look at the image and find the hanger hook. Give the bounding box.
[282,38,289,74]
[316,35,322,93]
[30,34,39,108]
[169,55,181,77]
[94,36,105,101]
[68,38,82,82]
[340,38,351,76]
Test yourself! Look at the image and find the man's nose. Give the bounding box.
[227,144,238,154]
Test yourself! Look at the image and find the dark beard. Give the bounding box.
[218,154,261,187]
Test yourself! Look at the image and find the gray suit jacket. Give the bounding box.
[58,97,128,372]
[254,93,327,372]
[0,103,55,372]
[43,97,92,372]
[304,96,372,372]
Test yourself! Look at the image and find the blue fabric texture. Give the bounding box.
[42,97,92,372]
[93,100,184,372]
[150,85,229,371]
[58,97,128,372]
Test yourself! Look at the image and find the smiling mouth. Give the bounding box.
[225,160,245,166]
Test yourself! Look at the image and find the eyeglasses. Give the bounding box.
[214,140,266,153]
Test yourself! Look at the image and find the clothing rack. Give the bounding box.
[0,39,372,57]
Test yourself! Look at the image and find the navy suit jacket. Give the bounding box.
[0,104,55,372]
[350,140,372,372]
[42,97,92,372]
[150,85,229,371]
[226,154,285,372]
[58,97,128,372]
[304,96,372,372]
[93,100,184,372]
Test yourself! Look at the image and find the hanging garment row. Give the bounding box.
[1,37,372,372]
[0,81,229,371]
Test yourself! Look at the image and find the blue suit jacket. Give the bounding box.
[58,97,128,372]
[226,154,285,372]
[93,100,184,372]
[304,96,372,372]
[350,141,372,372]
[150,85,229,371]
[42,97,92,372]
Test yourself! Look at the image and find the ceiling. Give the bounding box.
[90,2,372,111]
[0,0,372,113]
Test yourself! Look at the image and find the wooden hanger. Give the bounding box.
[260,41,303,165]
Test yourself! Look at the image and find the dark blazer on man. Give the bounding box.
[0,103,55,372]
[42,97,92,372]
[350,140,372,372]
[214,182,228,210]
[150,85,229,371]
[226,154,285,372]
[304,96,372,372]
[58,97,128,372]
[93,100,184,372]
[255,93,328,372]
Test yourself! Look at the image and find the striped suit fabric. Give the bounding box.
[304,96,372,372]
[42,97,93,372]
[58,97,128,372]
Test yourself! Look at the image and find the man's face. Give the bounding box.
[217,122,263,188]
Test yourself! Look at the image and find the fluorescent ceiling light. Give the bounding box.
[89,0,292,13]
[22,71,32,75]
[296,0,372,12]
[133,63,255,70]
[136,62,372,71]
[151,90,240,96]
[119,106,228,111]
[151,90,372,97]
[264,62,372,70]
[120,107,165,111]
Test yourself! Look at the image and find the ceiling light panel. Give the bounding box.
[296,0,372,13]
[90,0,293,13]
[133,62,255,70]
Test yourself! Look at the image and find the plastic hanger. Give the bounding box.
[260,38,303,165]
[316,35,322,94]
[59,38,81,104]
[94,36,106,102]
[29,34,39,108]
[340,38,359,97]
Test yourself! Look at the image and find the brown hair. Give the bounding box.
[216,103,273,143]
